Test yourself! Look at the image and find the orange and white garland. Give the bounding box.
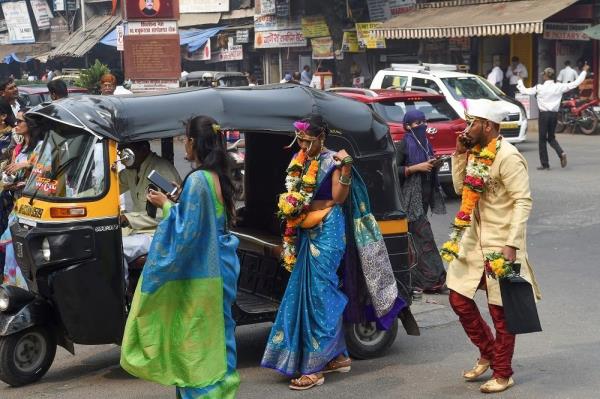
[440,136,502,263]
[277,150,320,271]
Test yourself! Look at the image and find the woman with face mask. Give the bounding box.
[396,109,447,293]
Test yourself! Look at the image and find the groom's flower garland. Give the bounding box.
[440,136,502,263]
[277,150,320,271]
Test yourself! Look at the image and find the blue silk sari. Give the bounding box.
[262,151,348,376]
[262,150,406,376]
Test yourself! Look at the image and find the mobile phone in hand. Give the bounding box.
[147,170,177,196]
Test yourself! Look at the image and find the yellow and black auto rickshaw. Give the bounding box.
[0,85,418,386]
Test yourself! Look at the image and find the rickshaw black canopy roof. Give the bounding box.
[28,85,391,154]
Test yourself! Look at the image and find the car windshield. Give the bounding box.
[373,99,459,123]
[23,128,106,200]
[441,77,499,101]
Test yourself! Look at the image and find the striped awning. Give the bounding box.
[373,0,580,39]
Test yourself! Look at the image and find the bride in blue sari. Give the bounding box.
[262,115,405,390]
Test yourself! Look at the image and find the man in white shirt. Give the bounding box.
[517,64,589,170]
[505,56,528,98]
[557,60,579,83]
[487,61,504,88]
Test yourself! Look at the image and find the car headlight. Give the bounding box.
[0,287,9,312]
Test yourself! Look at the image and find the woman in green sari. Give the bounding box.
[121,116,240,399]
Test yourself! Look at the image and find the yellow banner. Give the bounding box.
[342,31,363,53]
[356,22,386,49]
[301,15,330,38]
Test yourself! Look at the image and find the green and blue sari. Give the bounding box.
[120,170,240,399]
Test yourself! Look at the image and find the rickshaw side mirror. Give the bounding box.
[113,148,135,171]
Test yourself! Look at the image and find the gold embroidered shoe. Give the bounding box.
[462,360,490,381]
[479,377,515,393]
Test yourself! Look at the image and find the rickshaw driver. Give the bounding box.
[118,141,182,264]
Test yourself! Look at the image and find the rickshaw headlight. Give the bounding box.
[41,238,51,261]
[0,288,9,312]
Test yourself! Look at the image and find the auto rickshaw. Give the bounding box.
[0,85,418,387]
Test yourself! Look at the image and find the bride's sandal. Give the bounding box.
[289,373,325,390]
[322,357,352,374]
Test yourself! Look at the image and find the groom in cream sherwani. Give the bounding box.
[447,99,541,394]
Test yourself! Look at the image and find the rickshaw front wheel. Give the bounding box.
[0,326,57,387]
[344,319,398,360]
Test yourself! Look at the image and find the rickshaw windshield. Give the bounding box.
[23,128,107,200]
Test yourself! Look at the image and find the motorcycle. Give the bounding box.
[556,95,599,135]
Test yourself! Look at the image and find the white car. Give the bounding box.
[370,65,527,143]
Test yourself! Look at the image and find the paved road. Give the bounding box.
[2,130,600,398]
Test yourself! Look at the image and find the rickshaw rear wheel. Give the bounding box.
[344,319,398,360]
[0,326,57,387]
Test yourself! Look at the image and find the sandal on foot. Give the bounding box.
[323,357,352,374]
[289,374,325,390]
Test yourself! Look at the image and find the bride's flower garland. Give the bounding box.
[440,136,502,263]
[277,150,320,271]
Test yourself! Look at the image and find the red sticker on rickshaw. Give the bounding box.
[35,177,58,194]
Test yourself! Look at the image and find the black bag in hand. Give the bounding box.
[499,264,542,334]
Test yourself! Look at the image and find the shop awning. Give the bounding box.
[100,26,223,53]
[373,0,580,39]
[0,43,52,64]
[49,15,121,58]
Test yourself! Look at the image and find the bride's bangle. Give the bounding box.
[339,174,352,186]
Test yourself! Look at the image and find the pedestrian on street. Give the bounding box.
[261,115,403,390]
[442,99,541,394]
[517,64,589,170]
[1,109,43,288]
[486,60,503,89]
[99,73,117,95]
[505,56,528,98]
[47,79,68,101]
[395,110,447,293]
[120,116,241,399]
[300,65,312,86]
[557,60,579,84]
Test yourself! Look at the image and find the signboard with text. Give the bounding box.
[367,0,415,21]
[254,29,306,48]
[207,45,243,63]
[126,20,178,35]
[131,79,180,93]
[125,0,179,20]
[254,15,300,32]
[356,22,386,49]
[311,37,334,59]
[342,31,363,53]
[255,0,276,16]
[124,34,181,79]
[2,2,35,44]
[50,17,68,47]
[179,0,228,13]
[30,0,54,30]
[301,16,330,38]
[543,23,591,41]
[235,29,249,44]
[116,25,124,51]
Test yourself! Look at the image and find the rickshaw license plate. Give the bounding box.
[501,122,519,130]
[439,161,450,172]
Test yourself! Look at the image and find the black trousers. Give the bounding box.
[538,111,564,168]
[507,84,518,98]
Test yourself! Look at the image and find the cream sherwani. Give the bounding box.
[447,140,541,306]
